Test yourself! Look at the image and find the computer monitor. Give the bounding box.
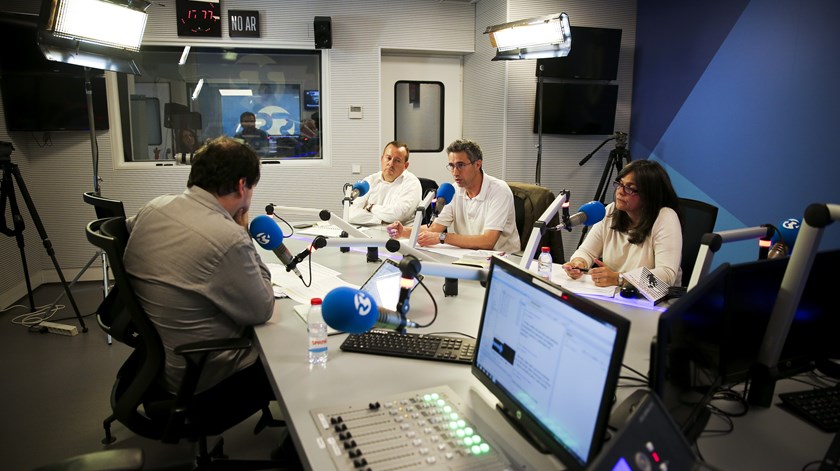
[651,249,840,429]
[473,256,630,470]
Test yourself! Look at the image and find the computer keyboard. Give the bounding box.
[340,329,476,364]
[779,384,840,432]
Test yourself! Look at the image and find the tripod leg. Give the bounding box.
[1,169,36,311]
[9,165,87,332]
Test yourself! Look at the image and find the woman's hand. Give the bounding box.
[562,258,589,280]
[589,259,619,287]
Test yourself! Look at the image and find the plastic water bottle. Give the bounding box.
[307,298,328,364]
[537,246,553,281]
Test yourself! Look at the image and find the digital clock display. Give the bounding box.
[176,0,222,37]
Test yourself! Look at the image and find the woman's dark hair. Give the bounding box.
[611,160,679,244]
[187,136,261,196]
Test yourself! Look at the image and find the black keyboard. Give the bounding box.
[340,330,476,364]
[779,385,840,432]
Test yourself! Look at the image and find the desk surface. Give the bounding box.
[254,235,834,471]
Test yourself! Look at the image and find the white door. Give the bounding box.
[381,54,463,186]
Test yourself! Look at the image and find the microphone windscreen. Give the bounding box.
[579,201,606,225]
[436,182,455,204]
[352,180,370,197]
[322,287,379,334]
[249,214,284,250]
[771,218,801,249]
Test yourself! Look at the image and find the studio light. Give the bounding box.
[485,12,572,185]
[484,13,571,61]
[178,45,191,65]
[192,78,205,101]
[38,0,150,74]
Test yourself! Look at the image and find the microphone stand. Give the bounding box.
[577,132,631,246]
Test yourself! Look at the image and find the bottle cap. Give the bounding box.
[541,246,550,252]
[310,298,322,305]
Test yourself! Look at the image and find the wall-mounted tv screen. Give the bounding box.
[537,26,622,80]
[304,89,320,110]
[535,82,617,135]
[1,73,110,132]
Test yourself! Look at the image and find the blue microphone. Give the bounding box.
[322,286,417,334]
[768,218,801,258]
[351,180,370,199]
[432,182,456,216]
[248,215,302,279]
[551,201,606,231]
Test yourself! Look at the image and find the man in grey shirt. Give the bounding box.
[124,137,274,398]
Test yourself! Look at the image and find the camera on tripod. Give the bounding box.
[614,131,628,149]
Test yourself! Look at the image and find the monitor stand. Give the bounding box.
[495,403,551,454]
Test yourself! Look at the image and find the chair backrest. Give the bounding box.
[678,198,719,287]
[417,177,438,224]
[85,216,167,440]
[83,191,126,220]
[507,182,565,261]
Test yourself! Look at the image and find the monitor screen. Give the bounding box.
[537,26,622,80]
[359,259,420,312]
[304,89,320,110]
[535,82,618,135]
[652,249,840,430]
[473,256,629,470]
[1,73,110,132]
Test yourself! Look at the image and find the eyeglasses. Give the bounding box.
[446,161,475,172]
[613,180,639,196]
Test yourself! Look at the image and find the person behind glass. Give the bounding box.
[177,128,199,154]
[349,141,421,226]
[563,159,682,287]
[124,136,275,406]
[386,139,520,253]
[234,111,269,156]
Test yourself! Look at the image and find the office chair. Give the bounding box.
[417,177,438,224]
[678,198,719,287]
[85,217,291,470]
[82,191,127,344]
[507,182,565,261]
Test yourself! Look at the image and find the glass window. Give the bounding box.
[117,47,322,163]
[394,80,444,152]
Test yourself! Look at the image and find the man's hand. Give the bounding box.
[233,208,249,231]
[416,231,443,247]
[386,221,406,239]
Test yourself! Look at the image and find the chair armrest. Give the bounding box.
[162,337,253,443]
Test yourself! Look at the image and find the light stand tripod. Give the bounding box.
[577,132,632,246]
[0,141,87,331]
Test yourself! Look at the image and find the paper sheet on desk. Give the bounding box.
[422,245,506,260]
[267,262,352,304]
[527,260,618,297]
[296,223,368,238]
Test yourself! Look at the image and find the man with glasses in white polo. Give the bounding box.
[387,139,520,253]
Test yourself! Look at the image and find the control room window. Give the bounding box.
[116,47,322,163]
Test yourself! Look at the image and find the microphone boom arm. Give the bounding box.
[519,191,569,269]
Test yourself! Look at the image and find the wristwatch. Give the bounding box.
[617,272,625,286]
[439,231,447,244]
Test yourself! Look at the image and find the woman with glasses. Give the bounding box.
[563,160,682,287]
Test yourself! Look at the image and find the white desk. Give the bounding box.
[254,237,833,470]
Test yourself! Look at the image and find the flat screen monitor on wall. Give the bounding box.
[304,90,319,110]
[535,82,618,135]
[1,73,110,132]
[537,26,622,81]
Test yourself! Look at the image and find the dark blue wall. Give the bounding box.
[632,0,840,265]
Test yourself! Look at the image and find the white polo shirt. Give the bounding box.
[436,172,520,253]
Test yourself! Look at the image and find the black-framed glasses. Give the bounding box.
[613,180,640,196]
[446,161,475,172]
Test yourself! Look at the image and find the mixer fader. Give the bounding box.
[310,385,515,470]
